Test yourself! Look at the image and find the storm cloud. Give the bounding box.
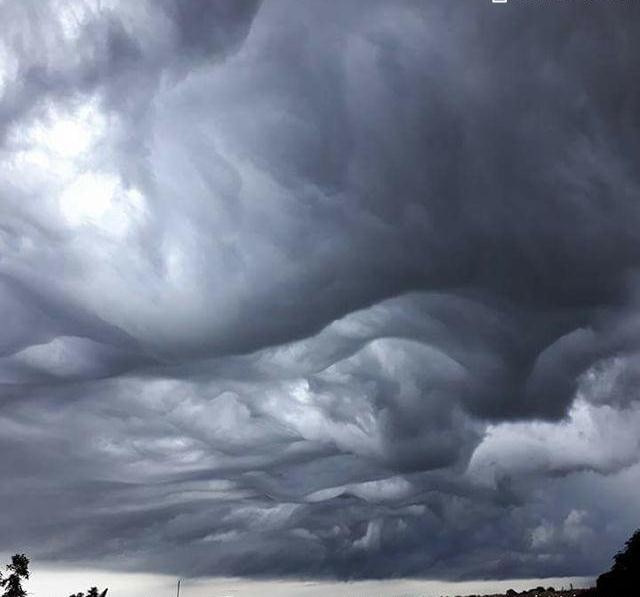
[1,0,640,583]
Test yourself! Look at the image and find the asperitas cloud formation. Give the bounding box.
[1,0,639,583]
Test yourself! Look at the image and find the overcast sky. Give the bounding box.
[1,0,640,594]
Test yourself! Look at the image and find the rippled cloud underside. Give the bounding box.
[1,0,640,582]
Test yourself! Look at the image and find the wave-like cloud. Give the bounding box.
[1,0,640,581]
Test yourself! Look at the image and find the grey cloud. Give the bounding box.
[1,0,640,584]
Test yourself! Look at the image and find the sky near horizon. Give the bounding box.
[1,0,640,591]
[15,564,594,597]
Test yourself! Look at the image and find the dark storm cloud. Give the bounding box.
[1,0,640,583]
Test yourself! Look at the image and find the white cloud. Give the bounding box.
[468,398,640,483]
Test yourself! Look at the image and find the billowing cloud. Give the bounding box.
[1,0,640,583]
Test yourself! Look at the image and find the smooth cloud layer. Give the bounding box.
[1,0,640,582]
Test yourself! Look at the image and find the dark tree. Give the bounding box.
[68,588,107,597]
[0,554,30,597]
[597,528,640,596]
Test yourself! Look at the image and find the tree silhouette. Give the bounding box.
[597,528,640,596]
[68,587,107,597]
[0,554,30,597]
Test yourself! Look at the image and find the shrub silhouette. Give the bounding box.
[597,528,640,596]
[68,589,108,597]
[0,554,30,597]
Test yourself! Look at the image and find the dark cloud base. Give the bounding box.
[0,0,640,582]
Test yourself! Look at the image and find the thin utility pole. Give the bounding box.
[176,578,181,597]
